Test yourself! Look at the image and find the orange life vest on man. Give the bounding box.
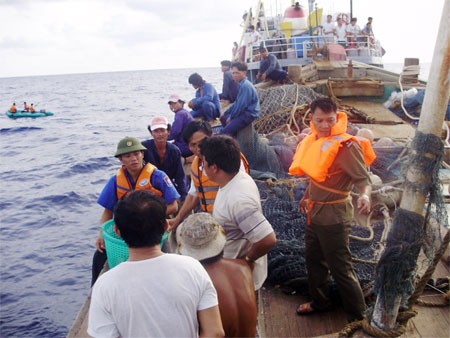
[191,153,250,213]
[116,163,163,200]
[10,104,17,113]
[289,112,376,182]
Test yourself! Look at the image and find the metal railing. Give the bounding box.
[240,34,383,63]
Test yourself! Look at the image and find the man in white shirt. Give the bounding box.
[335,17,347,46]
[322,15,336,42]
[346,17,361,46]
[88,190,224,338]
[199,135,277,290]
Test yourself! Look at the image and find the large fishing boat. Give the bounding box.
[236,0,384,82]
[68,1,449,336]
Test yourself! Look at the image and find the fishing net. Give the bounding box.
[373,131,449,310]
[255,84,321,136]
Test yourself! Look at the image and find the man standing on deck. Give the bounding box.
[219,60,239,104]
[256,47,288,84]
[220,62,261,136]
[88,190,224,337]
[188,73,221,123]
[322,14,336,42]
[289,97,374,322]
[199,135,277,291]
[91,136,180,285]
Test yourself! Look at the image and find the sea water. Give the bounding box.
[0,67,223,337]
[0,63,430,337]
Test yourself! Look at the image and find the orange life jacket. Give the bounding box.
[289,112,376,182]
[191,153,250,213]
[10,105,17,113]
[116,163,163,200]
[191,157,219,213]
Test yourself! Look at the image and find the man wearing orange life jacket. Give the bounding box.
[168,121,249,233]
[91,136,180,285]
[10,102,17,113]
[289,97,374,322]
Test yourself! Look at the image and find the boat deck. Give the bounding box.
[68,259,449,338]
[258,260,449,337]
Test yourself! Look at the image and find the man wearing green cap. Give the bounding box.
[91,136,180,285]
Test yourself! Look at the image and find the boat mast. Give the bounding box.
[350,0,353,20]
[371,0,450,331]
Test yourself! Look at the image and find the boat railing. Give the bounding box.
[241,34,383,64]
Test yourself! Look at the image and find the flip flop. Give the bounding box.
[296,302,315,315]
[296,302,332,316]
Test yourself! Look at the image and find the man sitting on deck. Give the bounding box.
[91,136,180,285]
[256,47,288,84]
[142,116,188,201]
[220,62,261,136]
[188,73,221,123]
[199,135,277,291]
[10,102,17,113]
[289,97,374,322]
[219,60,239,104]
[178,212,257,338]
[167,94,194,158]
[88,190,224,338]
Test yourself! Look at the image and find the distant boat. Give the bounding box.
[236,0,384,82]
[6,109,54,119]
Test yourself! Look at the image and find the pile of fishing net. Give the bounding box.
[255,84,321,136]
[256,177,391,294]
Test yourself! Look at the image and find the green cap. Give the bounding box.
[114,136,147,157]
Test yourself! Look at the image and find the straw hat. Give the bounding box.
[177,213,227,261]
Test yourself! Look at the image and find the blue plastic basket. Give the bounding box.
[102,220,129,268]
[102,220,171,268]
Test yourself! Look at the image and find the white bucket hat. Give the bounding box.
[177,213,227,261]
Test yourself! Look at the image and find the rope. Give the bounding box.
[416,290,450,307]
[338,309,418,337]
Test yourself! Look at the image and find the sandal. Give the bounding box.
[296,302,315,315]
[296,302,332,316]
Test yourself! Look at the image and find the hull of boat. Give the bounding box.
[6,110,54,118]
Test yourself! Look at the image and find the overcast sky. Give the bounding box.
[0,0,445,78]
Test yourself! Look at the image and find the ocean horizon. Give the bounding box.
[0,62,432,81]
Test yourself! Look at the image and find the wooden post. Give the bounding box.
[402,58,420,84]
[371,0,450,330]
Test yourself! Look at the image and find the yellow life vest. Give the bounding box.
[116,163,163,200]
[289,112,376,182]
[191,153,250,213]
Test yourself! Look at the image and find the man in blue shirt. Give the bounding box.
[188,73,221,122]
[143,116,188,201]
[219,60,239,103]
[220,62,261,136]
[167,94,194,158]
[91,136,180,285]
[257,47,288,84]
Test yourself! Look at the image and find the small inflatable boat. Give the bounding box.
[6,110,54,119]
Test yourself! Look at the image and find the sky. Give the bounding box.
[0,0,446,78]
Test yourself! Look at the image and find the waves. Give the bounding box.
[0,126,43,133]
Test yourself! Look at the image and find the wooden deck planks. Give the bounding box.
[259,260,449,338]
